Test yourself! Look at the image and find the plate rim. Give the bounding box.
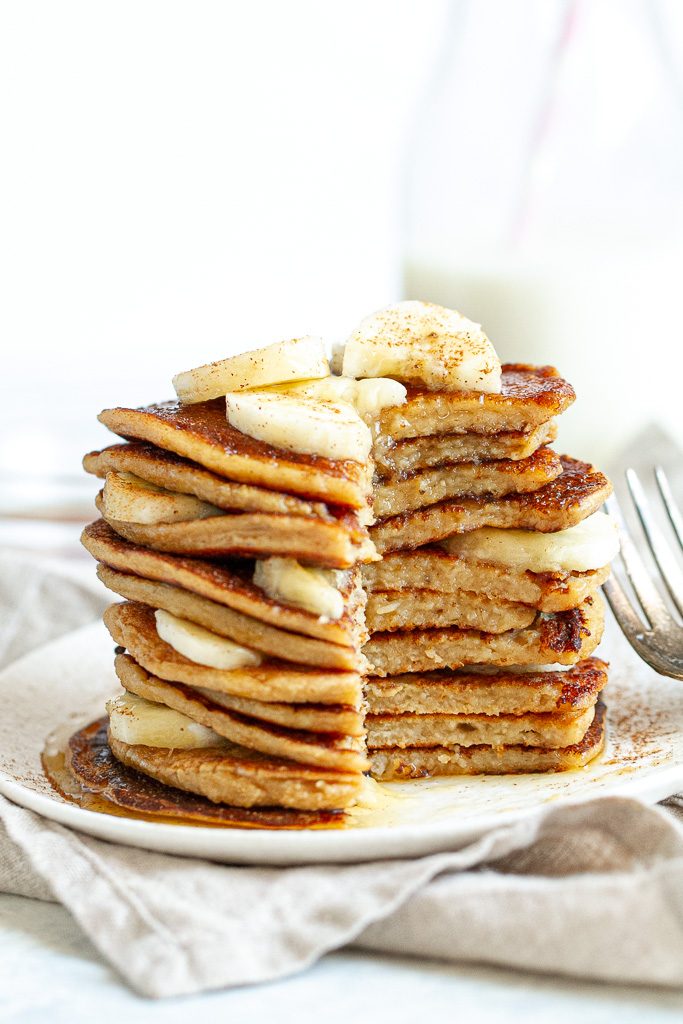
[3,756,683,865]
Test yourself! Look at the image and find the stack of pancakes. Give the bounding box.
[74,334,615,823]
[80,398,377,815]
[363,365,613,780]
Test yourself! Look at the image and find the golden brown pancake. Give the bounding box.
[98,399,370,508]
[95,493,376,569]
[96,564,364,670]
[371,456,612,553]
[369,702,606,779]
[365,588,536,634]
[84,441,332,519]
[373,421,558,477]
[363,595,604,676]
[66,718,356,817]
[378,365,575,441]
[110,734,361,812]
[104,604,362,734]
[365,659,607,716]
[373,447,563,518]
[115,654,368,773]
[366,705,595,750]
[362,546,610,613]
[83,520,363,647]
[191,686,363,735]
[104,602,362,705]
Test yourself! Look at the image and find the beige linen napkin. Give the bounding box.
[3,551,683,998]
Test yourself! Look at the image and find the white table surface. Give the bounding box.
[3,892,683,1023]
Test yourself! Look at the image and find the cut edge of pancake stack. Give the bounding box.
[73,301,618,824]
[359,304,617,781]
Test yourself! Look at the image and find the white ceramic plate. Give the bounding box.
[1,616,682,865]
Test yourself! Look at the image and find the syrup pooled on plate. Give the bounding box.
[43,720,346,831]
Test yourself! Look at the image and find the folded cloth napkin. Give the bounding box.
[3,551,683,998]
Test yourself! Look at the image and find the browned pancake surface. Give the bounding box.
[371,457,612,552]
[96,563,363,670]
[96,494,375,569]
[116,654,369,773]
[83,520,362,646]
[84,441,332,518]
[65,719,353,819]
[104,601,363,705]
[374,421,558,477]
[369,702,606,779]
[364,596,604,675]
[379,365,575,440]
[362,546,609,613]
[98,399,369,507]
[373,447,563,518]
[365,659,607,715]
[366,705,595,750]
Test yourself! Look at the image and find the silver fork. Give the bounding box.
[603,466,683,680]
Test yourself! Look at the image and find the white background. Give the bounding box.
[0,0,446,477]
[1,0,681,486]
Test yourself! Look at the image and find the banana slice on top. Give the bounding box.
[226,390,372,462]
[269,375,407,421]
[342,300,502,393]
[173,336,329,404]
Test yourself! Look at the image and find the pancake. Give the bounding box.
[373,421,558,477]
[373,447,563,519]
[378,365,575,441]
[96,565,364,670]
[362,546,610,613]
[369,702,607,779]
[191,686,363,735]
[365,659,607,716]
[96,493,376,569]
[66,718,356,817]
[366,705,595,750]
[104,602,362,705]
[83,520,364,647]
[110,734,360,812]
[116,654,369,772]
[365,588,536,634]
[363,595,604,676]
[105,605,362,733]
[98,399,370,508]
[371,456,612,553]
[84,442,332,519]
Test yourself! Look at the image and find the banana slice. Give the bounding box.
[270,375,406,422]
[271,376,358,405]
[172,336,329,403]
[225,391,372,462]
[441,512,620,573]
[254,557,344,620]
[102,472,222,524]
[353,378,407,420]
[107,692,226,749]
[343,300,502,393]
[154,609,263,669]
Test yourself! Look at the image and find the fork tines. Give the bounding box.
[603,466,683,680]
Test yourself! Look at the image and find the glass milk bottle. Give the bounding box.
[403,0,683,469]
